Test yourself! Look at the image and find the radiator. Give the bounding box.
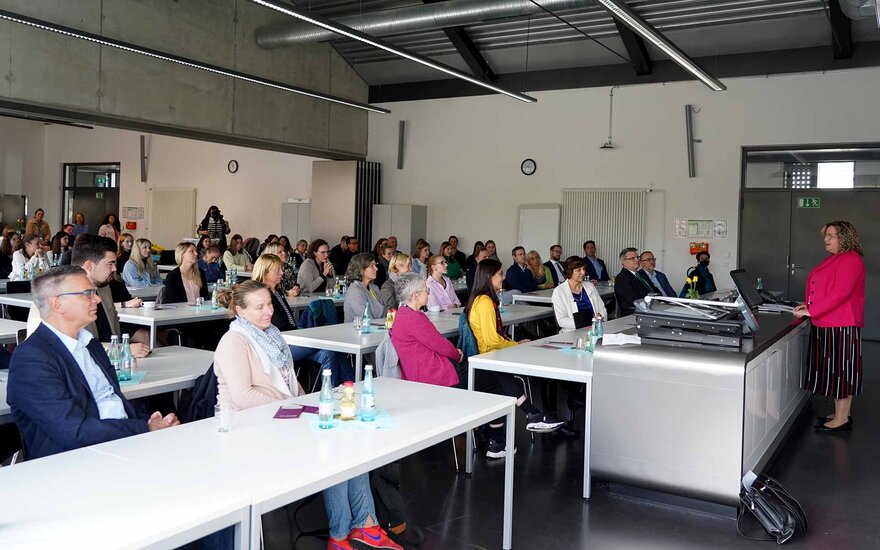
[148,188,196,248]
[560,189,647,267]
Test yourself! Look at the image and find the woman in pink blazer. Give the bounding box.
[794,221,864,433]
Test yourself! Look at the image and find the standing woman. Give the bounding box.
[426,254,461,311]
[163,242,210,304]
[297,238,335,293]
[795,221,865,433]
[123,238,163,288]
[197,205,231,251]
[117,233,134,266]
[72,212,89,236]
[98,214,120,241]
[343,253,386,322]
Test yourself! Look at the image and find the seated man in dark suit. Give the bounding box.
[543,244,565,287]
[8,266,178,459]
[505,246,538,293]
[637,250,677,297]
[582,240,610,282]
[614,247,659,317]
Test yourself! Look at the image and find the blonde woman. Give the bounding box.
[526,250,554,290]
[122,238,163,288]
[261,242,300,297]
[162,242,209,304]
[381,253,412,309]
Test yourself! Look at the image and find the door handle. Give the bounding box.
[790,263,804,275]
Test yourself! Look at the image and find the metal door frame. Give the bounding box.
[61,162,121,225]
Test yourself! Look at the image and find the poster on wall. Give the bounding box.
[123,206,145,220]
[674,218,728,239]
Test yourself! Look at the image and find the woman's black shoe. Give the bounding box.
[815,415,852,427]
[815,420,852,432]
[556,422,578,439]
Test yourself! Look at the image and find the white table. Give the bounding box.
[466,316,633,500]
[0,292,33,309]
[87,378,518,549]
[511,282,615,306]
[158,264,252,279]
[283,304,552,382]
[0,346,213,425]
[127,285,162,299]
[117,303,230,347]
[0,446,251,549]
[286,294,344,311]
[0,318,26,344]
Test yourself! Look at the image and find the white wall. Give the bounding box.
[38,125,318,245]
[0,117,46,219]
[367,67,880,288]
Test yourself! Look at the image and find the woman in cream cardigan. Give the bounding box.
[551,256,607,333]
[213,280,403,550]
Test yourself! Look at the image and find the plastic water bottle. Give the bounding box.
[498,289,505,313]
[212,279,222,308]
[361,365,376,422]
[318,369,334,429]
[231,267,238,284]
[588,318,598,353]
[594,313,604,339]
[119,334,133,381]
[361,302,372,334]
[108,335,121,380]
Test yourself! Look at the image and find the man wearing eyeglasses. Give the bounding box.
[637,251,676,297]
[614,247,660,317]
[8,266,179,459]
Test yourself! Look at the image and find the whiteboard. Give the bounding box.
[518,204,560,258]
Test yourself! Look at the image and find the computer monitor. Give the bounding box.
[730,269,764,310]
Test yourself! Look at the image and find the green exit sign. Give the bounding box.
[798,197,820,208]
[95,175,108,186]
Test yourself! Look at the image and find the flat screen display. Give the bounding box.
[730,269,764,310]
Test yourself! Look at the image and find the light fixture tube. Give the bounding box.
[0,9,391,114]
[596,0,726,92]
[249,0,537,103]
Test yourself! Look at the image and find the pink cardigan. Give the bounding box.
[805,250,864,328]
[426,275,460,310]
[390,304,460,386]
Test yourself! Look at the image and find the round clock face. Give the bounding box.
[521,159,536,176]
[227,160,239,173]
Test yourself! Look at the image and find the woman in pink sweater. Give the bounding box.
[390,272,463,386]
[794,221,865,433]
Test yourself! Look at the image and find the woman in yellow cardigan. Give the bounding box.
[465,259,564,458]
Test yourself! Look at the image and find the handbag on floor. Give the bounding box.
[737,472,808,544]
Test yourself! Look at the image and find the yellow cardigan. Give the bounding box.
[468,295,517,354]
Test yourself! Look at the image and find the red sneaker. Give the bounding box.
[327,536,353,550]
[349,525,404,550]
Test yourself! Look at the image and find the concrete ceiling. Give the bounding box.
[286,0,880,89]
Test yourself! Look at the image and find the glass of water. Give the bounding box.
[215,402,233,432]
[353,316,363,331]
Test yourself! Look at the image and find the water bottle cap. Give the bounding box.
[122,333,130,339]
[322,369,332,375]
[365,365,373,371]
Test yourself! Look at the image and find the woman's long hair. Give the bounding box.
[102,214,120,232]
[174,242,202,288]
[464,259,502,318]
[130,238,159,278]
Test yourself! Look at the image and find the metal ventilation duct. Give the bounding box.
[255,0,592,48]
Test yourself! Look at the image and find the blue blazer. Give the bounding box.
[583,256,610,282]
[505,263,538,293]
[638,268,676,297]
[7,323,147,460]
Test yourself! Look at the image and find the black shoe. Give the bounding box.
[486,438,517,459]
[556,422,578,439]
[815,420,853,432]
[815,415,852,426]
[526,412,565,433]
[388,523,425,547]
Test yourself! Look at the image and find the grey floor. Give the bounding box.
[267,340,879,549]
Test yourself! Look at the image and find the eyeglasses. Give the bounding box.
[56,288,99,299]
[641,257,656,262]
[623,256,639,261]
[437,260,448,265]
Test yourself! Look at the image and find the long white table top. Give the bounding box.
[117,302,230,326]
[0,318,26,344]
[0,346,213,424]
[158,264,252,278]
[511,282,615,305]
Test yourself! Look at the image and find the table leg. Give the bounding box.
[150,324,157,349]
[465,364,475,475]
[355,352,363,383]
[503,406,515,549]
[249,506,261,549]
[233,507,251,550]
[582,378,592,500]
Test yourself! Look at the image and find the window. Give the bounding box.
[817,162,854,188]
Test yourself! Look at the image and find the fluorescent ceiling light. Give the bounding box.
[596,0,726,92]
[249,0,537,104]
[0,9,390,114]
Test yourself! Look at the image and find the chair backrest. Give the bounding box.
[298,298,338,328]
[179,363,218,423]
[158,250,177,266]
[15,328,27,345]
[6,281,30,294]
[456,312,479,362]
[375,335,401,379]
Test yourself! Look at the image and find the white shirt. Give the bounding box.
[549,259,565,283]
[42,321,128,420]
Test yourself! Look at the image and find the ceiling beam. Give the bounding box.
[423,0,496,82]
[828,0,853,59]
[613,19,652,75]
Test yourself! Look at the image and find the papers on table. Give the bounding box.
[602,333,642,346]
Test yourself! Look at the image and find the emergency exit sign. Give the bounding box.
[798,197,820,208]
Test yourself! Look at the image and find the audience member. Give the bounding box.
[122,238,163,288]
[198,244,225,284]
[48,231,70,265]
[448,235,467,267]
[11,233,45,280]
[0,232,18,278]
[505,246,538,293]
[681,251,716,296]
[196,235,213,256]
[465,241,484,272]
[341,236,359,274]
[197,205,231,251]
[544,244,565,286]
[62,224,74,237]
[292,239,308,268]
[614,247,658,317]
[8,266,178,460]
[552,257,607,332]
[72,212,89,236]
[98,213,121,241]
[441,241,463,280]
[278,235,292,255]
[329,235,349,272]
[344,253,387,323]
[375,244,394,288]
[638,251,676,297]
[258,234,279,256]
[466,246,489,291]
[381,253,411,310]
[116,233,134,266]
[426,254,461,311]
[25,208,51,241]
[387,235,399,254]
[297,238,335,293]
[243,236,260,261]
[261,242,300,297]
[484,239,499,262]
[412,241,431,277]
[582,240,610,282]
[526,250,554,290]
[163,242,210,304]
[223,234,253,272]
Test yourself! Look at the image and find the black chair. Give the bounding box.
[5,281,31,322]
[158,251,177,266]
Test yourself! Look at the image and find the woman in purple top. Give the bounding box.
[426,254,461,311]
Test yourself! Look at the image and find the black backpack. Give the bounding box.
[180,364,218,423]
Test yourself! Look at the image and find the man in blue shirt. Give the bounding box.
[582,240,610,282]
[8,266,179,459]
[505,246,538,293]
[637,250,677,297]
